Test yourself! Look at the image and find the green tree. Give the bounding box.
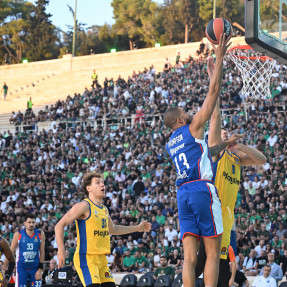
[179,0,201,43]
[218,0,244,25]
[111,0,159,50]
[158,0,185,45]
[0,0,12,23]
[24,0,59,61]
[99,24,129,52]
[0,0,32,64]
[160,0,177,44]
[199,0,213,24]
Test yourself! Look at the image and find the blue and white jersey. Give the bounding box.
[166,125,214,186]
[16,229,41,268]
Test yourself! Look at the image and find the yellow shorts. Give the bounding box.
[74,253,114,286]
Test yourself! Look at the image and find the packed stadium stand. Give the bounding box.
[0,39,286,286]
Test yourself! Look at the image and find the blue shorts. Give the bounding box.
[177,180,223,240]
[16,265,42,287]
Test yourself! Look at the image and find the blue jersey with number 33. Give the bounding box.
[16,229,41,268]
[166,125,214,186]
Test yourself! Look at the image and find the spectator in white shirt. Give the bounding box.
[155,83,162,95]
[243,249,258,276]
[252,176,261,189]
[259,252,283,282]
[40,200,53,211]
[153,247,164,268]
[255,239,266,258]
[165,224,178,242]
[259,176,269,189]
[115,171,126,183]
[267,133,278,147]
[252,265,276,287]
[6,191,18,202]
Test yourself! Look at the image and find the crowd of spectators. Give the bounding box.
[1,46,287,283]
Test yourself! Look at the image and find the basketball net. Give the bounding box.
[228,45,275,100]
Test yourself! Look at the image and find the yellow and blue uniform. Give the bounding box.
[213,150,240,259]
[73,198,114,286]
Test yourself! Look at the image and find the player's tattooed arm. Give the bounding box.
[209,141,230,157]
[209,134,244,157]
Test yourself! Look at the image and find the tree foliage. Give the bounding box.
[0,0,251,64]
[0,0,33,64]
[24,0,59,61]
[111,0,159,49]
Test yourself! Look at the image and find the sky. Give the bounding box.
[31,0,164,32]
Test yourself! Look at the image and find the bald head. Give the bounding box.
[163,107,182,129]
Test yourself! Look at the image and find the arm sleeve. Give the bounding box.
[228,245,236,262]
[275,265,283,280]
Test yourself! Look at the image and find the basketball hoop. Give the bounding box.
[228,45,275,100]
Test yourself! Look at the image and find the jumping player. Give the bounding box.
[195,57,267,287]
[55,171,151,287]
[164,34,233,287]
[10,214,45,287]
[1,236,15,287]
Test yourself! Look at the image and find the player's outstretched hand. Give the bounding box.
[225,134,243,146]
[137,220,152,233]
[57,249,65,269]
[211,33,231,59]
[35,269,43,280]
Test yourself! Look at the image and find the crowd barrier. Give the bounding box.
[2,104,286,136]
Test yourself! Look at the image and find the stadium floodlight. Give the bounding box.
[155,43,161,47]
[110,48,117,53]
[22,59,28,64]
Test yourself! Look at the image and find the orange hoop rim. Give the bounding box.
[228,45,273,61]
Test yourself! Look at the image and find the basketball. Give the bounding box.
[205,18,232,44]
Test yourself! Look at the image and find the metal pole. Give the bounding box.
[72,0,77,56]
[213,0,216,19]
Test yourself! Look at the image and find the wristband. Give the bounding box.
[38,263,44,269]
[5,261,15,278]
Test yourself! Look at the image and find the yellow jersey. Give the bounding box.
[214,150,240,259]
[75,199,110,255]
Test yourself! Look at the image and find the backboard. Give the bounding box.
[245,0,287,64]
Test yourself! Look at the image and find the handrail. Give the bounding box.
[0,105,285,136]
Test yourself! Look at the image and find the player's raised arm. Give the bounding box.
[55,201,90,268]
[227,143,267,166]
[205,56,223,156]
[190,33,231,139]
[209,98,223,159]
